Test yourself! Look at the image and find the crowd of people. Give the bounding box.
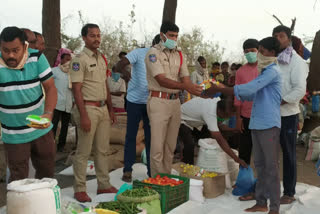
[0,21,309,214]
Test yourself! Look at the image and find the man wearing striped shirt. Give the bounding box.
[0,26,57,181]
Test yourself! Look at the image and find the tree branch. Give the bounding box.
[272,14,284,25]
[290,17,296,33]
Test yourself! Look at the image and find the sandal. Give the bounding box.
[239,192,255,201]
[280,195,296,204]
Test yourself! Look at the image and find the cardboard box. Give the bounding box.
[172,163,226,198]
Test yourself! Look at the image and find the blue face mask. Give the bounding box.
[245,52,258,63]
[111,72,121,82]
[163,34,177,49]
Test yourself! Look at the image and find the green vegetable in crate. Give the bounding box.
[133,173,190,213]
[142,174,184,186]
[117,188,161,214]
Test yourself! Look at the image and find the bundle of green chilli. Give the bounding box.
[96,201,140,214]
[117,188,159,203]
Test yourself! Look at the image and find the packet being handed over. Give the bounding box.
[26,115,51,129]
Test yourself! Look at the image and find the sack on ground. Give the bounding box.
[196,138,228,173]
[7,178,61,214]
[305,126,320,161]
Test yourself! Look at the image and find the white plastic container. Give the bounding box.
[189,179,205,203]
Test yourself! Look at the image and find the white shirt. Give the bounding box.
[278,50,309,117]
[107,77,126,108]
[181,97,220,132]
[52,67,73,113]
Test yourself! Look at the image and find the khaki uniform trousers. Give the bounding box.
[72,105,111,192]
[147,97,181,176]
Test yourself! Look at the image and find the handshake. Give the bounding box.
[200,79,224,98]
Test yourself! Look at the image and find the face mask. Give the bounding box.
[163,34,177,49]
[59,61,71,73]
[257,52,278,74]
[245,52,257,63]
[111,72,121,82]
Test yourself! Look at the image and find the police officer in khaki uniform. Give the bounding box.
[70,23,117,203]
[145,22,203,176]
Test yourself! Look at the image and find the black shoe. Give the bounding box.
[122,172,132,182]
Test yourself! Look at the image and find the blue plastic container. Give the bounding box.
[312,95,319,113]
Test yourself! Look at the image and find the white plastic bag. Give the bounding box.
[305,127,320,161]
[59,160,96,176]
[226,149,239,188]
[7,178,61,214]
[197,138,229,173]
[189,179,205,203]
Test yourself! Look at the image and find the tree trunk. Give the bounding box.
[42,0,61,66]
[307,30,320,91]
[162,0,178,24]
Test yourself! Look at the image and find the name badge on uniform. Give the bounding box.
[72,62,80,71]
[90,64,96,67]
[149,54,157,63]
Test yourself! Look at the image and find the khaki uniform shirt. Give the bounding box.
[145,43,189,94]
[69,47,107,101]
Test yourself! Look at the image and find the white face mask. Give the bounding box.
[162,34,177,49]
[59,61,71,73]
[257,52,278,73]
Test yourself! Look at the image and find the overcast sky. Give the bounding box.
[0,0,319,60]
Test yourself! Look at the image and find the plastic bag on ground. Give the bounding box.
[114,183,132,201]
[232,166,256,196]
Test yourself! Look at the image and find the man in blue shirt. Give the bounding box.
[205,37,282,214]
[0,26,57,181]
[115,35,161,182]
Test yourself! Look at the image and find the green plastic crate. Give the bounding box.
[133,173,189,213]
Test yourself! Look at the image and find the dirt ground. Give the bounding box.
[1,118,320,207]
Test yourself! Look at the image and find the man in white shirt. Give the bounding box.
[179,96,247,167]
[107,67,126,112]
[52,52,73,152]
[272,25,309,204]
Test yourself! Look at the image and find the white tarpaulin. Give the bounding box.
[1,163,320,214]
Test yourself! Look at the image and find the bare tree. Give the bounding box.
[162,0,178,23]
[42,0,61,66]
[271,14,296,33]
[307,30,320,91]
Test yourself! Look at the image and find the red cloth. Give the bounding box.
[234,63,259,118]
[113,107,126,113]
[54,48,72,67]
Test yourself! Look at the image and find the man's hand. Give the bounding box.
[236,117,244,133]
[109,111,117,124]
[41,113,53,121]
[237,158,248,168]
[204,83,220,96]
[80,114,91,132]
[185,83,203,96]
[121,70,131,82]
